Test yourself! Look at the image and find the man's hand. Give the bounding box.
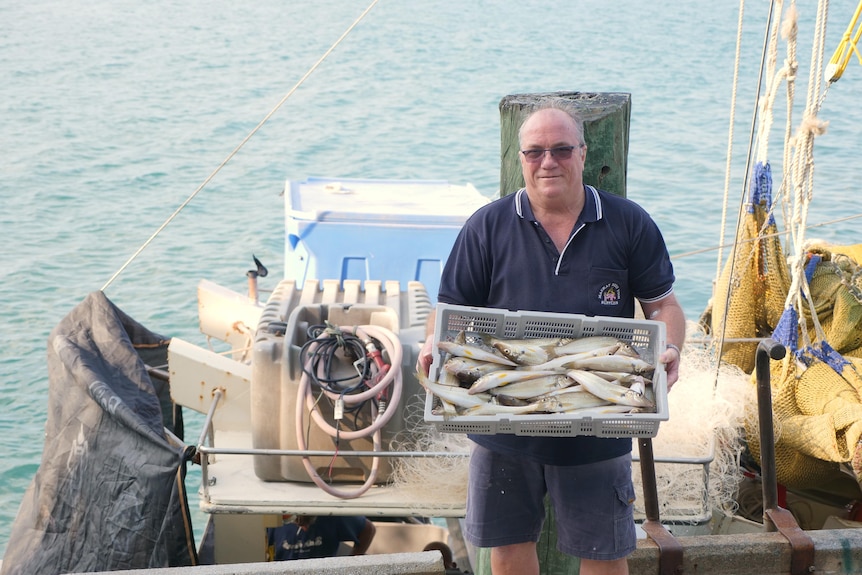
[417,336,434,376]
[660,344,681,390]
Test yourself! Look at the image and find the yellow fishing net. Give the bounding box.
[742,243,862,489]
[802,243,862,355]
[706,181,790,374]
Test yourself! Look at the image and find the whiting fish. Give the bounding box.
[437,340,519,366]
[552,336,621,356]
[559,404,643,416]
[444,356,511,383]
[461,397,560,416]
[613,342,642,358]
[468,369,560,395]
[489,339,551,366]
[418,371,493,408]
[566,369,655,408]
[487,374,575,399]
[540,390,613,412]
[519,343,626,372]
[567,354,655,375]
[424,330,659,419]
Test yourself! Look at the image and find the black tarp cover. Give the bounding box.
[2,291,197,574]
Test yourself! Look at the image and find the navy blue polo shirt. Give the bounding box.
[438,185,675,465]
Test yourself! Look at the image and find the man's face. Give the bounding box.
[519,109,586,201]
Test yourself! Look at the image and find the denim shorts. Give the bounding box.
[463,443,637,561]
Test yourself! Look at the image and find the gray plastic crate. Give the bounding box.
[424,304,669,437]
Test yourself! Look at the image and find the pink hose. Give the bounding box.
[294,324,403,498]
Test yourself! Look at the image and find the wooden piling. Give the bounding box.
[498,91,631,198]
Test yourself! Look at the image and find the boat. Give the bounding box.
[3,1,862,574]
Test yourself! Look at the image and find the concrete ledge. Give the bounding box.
[58,528,862,574]
[66,551,445,575]
[630,528,862,574]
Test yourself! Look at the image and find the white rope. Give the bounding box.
[782,0,833,345]
[101,0,381,292]
[711,0,778,367]
[716,0,748,280]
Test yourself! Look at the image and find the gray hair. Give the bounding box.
[518,101,586,147]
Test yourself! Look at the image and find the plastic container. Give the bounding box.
[285,177,489,302]
[251,277,431,483]
[425,304,669,438]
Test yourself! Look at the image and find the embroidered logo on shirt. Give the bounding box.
[598,283,621,306]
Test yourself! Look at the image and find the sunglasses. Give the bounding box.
[520,145,581,163]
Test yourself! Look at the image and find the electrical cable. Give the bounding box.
[294,323,403,498]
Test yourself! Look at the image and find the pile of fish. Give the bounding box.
[420,331,658,418]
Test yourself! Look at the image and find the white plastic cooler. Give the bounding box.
[284,177,489,302]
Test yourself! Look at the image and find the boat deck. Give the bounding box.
[198,431,467,518]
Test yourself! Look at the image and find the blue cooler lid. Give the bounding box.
[287,177,489,225]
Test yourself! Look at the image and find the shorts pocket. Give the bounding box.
[614,481,636,510]
[613,481,637,551]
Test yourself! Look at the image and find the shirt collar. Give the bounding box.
[514,185,603,223]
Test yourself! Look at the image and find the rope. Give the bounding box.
[781,0,833,347]
[100,0,381,292]
[716,0,748,279]
[710,0,778,369]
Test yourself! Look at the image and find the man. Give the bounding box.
[266,515,376,561]
[418,102,685,575]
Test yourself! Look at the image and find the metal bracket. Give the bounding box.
[765,507,816,575]
[640,519,684,575]
[638,437,684,574]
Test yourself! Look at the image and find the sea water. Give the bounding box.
[2,0,861,557]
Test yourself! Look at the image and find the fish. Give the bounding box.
[487,374,576,399]
[468,369,560,395]
[552,336,622,356]
[489,338,552,366]
[437,340,519,366]
[591,372,653,388]
[460,397,561,416]
[432,398,459,418]
[566,369,655,408]
[443,356,511,383]
[477,334,576,365]
[438,368,463,387]
[418,370,494,408]
[559,404,643,416]
[629,378,647,397]
[540,390,613,412]
[566,354,655,375]
[613,342,642,358]
[516,344,619,372]
[534,384,585,398]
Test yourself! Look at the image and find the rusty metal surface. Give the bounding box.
[638,437,684,574]
[640,520,684,575]
[765,507,816,575]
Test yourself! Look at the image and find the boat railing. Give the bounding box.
[184,388,714,526]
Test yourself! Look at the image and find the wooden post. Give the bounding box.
[499,91,631,198]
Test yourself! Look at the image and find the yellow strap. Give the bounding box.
[826,0,862,82]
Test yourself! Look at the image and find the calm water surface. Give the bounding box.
[2,0,860,556]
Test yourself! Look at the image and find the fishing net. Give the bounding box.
[388,394,470,514]
[801,243,862,354]
[744,243,862,491]
[706,162,791,374]
[631,339,756,521]
[392,336,755,524]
